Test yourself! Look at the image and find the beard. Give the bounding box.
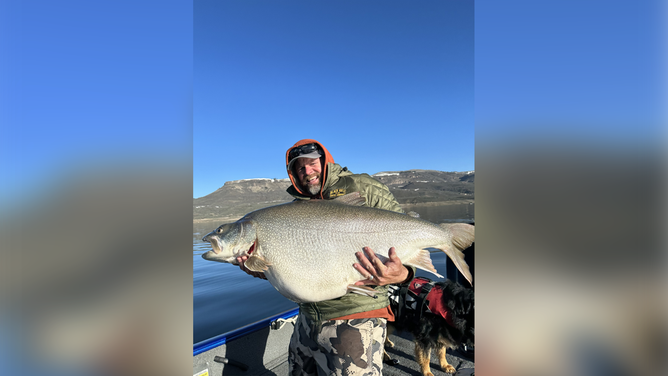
[301,173,322,196]
[307,183,321,196]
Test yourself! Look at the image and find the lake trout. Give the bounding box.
[201,193,473,303]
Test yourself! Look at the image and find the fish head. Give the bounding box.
[201,220,256,264]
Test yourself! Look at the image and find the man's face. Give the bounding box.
[293,157,322,196]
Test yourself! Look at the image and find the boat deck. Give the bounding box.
[193,314,474,376]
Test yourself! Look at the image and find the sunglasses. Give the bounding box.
[288,143,321,161]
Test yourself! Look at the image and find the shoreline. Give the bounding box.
[194,200,474,223]
[400,199,474,208]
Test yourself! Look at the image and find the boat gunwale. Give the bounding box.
[193,307,299,356]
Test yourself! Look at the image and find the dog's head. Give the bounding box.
[443,280,475,347]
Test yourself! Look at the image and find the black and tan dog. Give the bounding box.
[384,277,474,375]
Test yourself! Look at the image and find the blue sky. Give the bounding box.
[1,0,664,202]
[193,1,474,198]
[476,1,665,141]
[1,0,193,208]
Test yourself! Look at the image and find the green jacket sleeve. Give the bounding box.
[356,174,404,214]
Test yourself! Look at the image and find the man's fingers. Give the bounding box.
[356,251,374,272]
[372,256,385,272]
[363,247,388,274]
[356,247,406,285]
[237,256,251,273]
[353,262,369,275]
[388,247,399,261]
[353,260,378,283]
[357,261,377,277]
[363,247,377,262]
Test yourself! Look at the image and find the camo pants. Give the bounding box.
[288,314,387,376]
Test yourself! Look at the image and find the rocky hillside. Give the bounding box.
[372,170,474,205]
[194,170,474,221]
[194,178,293,221]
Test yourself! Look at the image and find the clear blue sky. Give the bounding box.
[2,0,193,208]
[193,1,475,198]
[1,1,664,202]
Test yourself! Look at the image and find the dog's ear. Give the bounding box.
[454,289,474,315]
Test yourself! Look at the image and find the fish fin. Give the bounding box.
[245,254,271,272]
[406,211,421,218]
[332,192,366,206]
[346,285,378,298]
[403,249,444,279]
[439,222,475,251]
[437,223,475,285]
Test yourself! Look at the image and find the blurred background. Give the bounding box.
[2,1,666,375]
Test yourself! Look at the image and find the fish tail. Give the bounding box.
[441,222,475,250]
[438,223,475,285]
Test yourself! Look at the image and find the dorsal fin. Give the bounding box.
[332,192,366,206]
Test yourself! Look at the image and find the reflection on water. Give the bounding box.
[193,203,474,344]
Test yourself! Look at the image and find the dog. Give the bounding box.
[384,277,474,376]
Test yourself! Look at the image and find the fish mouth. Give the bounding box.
[201,250,218,261]
[201,234,238,263]
[201,250,235,263]
[202,233,222,254]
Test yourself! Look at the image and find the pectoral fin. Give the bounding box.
[406,211,421,218]
[403,249,444,279]
[346,285,378,298]
[245,254,271,272]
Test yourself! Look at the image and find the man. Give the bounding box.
[237,139,414,376]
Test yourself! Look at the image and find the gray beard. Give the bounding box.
[307,183,321,196]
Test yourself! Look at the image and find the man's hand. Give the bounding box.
[353,247,409,286]
[236,255,268,280]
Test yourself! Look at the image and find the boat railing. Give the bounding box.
[193,307,300,356]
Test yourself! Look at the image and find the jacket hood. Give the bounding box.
[285,139,335,198]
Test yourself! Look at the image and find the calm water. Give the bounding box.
[193,203,474,344]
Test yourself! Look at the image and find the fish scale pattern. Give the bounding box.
[227,198,472,303]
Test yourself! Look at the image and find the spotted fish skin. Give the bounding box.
[202,193,473,303]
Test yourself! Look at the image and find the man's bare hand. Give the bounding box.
[236,255,268,280]
[353,247,409,286]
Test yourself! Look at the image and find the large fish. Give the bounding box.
[201,193,473,303]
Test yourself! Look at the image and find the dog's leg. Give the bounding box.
[436,345,456,373]
[382,348,399,366]
[414,342,434,376]
[385,324,395,348]
[383,324,399,366]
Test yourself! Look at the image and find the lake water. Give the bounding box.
[193,203,474,344]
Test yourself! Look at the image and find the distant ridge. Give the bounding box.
[194,178,293,221]
[227,178,290,184]
[194,170,473,221]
